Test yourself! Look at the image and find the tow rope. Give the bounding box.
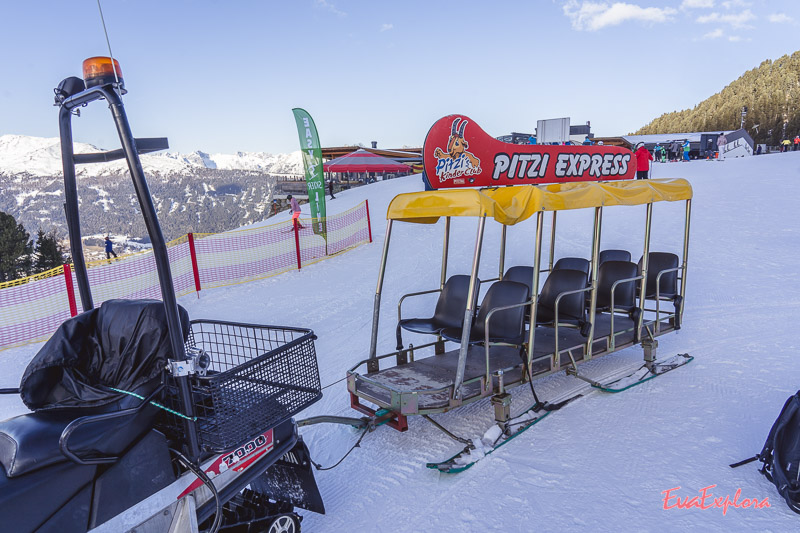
[109,386,198,421]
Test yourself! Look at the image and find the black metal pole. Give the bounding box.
[59,105,94,312]
[103,88,201,459]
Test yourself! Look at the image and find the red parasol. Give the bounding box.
[323,149,411,173]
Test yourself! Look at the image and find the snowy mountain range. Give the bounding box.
[0,134,304,178]
[0,134,304,240]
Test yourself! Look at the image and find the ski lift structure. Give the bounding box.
[347,178,693,468]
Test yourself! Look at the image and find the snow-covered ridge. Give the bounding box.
[0,134,303,177]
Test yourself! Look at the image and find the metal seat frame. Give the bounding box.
[347,184,692,425]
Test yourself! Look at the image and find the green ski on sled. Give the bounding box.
[583,353,693,393]
[425,408,553,474]
[426,353,693,473]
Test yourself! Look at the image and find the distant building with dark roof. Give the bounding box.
[497,119,594,145]
[593,130,754,158]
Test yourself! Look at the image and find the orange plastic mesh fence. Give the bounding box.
[195,201,371,288]
[0,266,72,349]
[79,236,195,309]
[0,202,370,350]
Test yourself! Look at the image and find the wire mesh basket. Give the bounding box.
[161,320,322,453]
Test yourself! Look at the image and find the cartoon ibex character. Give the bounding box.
[434,118,481,167]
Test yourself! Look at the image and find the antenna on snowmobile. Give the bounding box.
[96,0,122,95]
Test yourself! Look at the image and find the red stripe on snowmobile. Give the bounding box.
[176,429,274,499]
[423,114,635,189]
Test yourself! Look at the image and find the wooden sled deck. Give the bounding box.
[349,315,677,415]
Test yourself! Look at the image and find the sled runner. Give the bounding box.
[348,130,694,466]
[425,353,693,473]
[0,57,324,532]
[425,404,553,474]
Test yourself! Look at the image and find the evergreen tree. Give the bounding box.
[33,229,69,273]
[0,211,33,282]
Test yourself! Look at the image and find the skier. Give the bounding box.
[635,144,653,179]
[682,140,691,162]
[104,236,117,260]
[782,139,791,152]
[287,194,305,229]
[328,180,336,200]
[794,135,799,151]
[717,132,727,160]
[669,140,679,162]
[654,143,662,162]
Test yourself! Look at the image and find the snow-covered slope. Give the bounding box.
[0,134,303,177]
[3,152,800,531]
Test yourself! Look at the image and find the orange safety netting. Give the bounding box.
[0,266,74,349]
[0,201,371,350]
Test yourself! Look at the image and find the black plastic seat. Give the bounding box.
[503,266,534,294]
[536,269,588,330]
[397,275,476,347]
[0,390,158,478]
[441,281,530,345]
[599,249,631,264]
[638,252,679,300]
[503,266,538,323]
[595,260,639,313]
[553,257,590,276]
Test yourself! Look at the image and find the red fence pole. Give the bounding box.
[293,219,302,270]
[63,263,78,317]
[187,233,202,297]
[365,199,373,244]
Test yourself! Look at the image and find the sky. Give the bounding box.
[1,0,798,155]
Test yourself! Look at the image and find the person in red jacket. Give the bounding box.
[635,144,654,179]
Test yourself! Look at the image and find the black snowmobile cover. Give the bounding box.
[19,299,189,411]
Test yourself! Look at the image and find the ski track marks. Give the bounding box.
[5,155,800,531]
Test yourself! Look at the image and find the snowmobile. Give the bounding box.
[347,116,694,471]
[0,57,324,532]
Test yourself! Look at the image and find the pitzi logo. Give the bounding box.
[433,118,482,183]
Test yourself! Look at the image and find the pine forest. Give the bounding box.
[635,50,800,145]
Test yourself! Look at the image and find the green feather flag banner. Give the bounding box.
[292,108,327,239]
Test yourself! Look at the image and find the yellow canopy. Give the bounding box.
[387,178,692,225]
